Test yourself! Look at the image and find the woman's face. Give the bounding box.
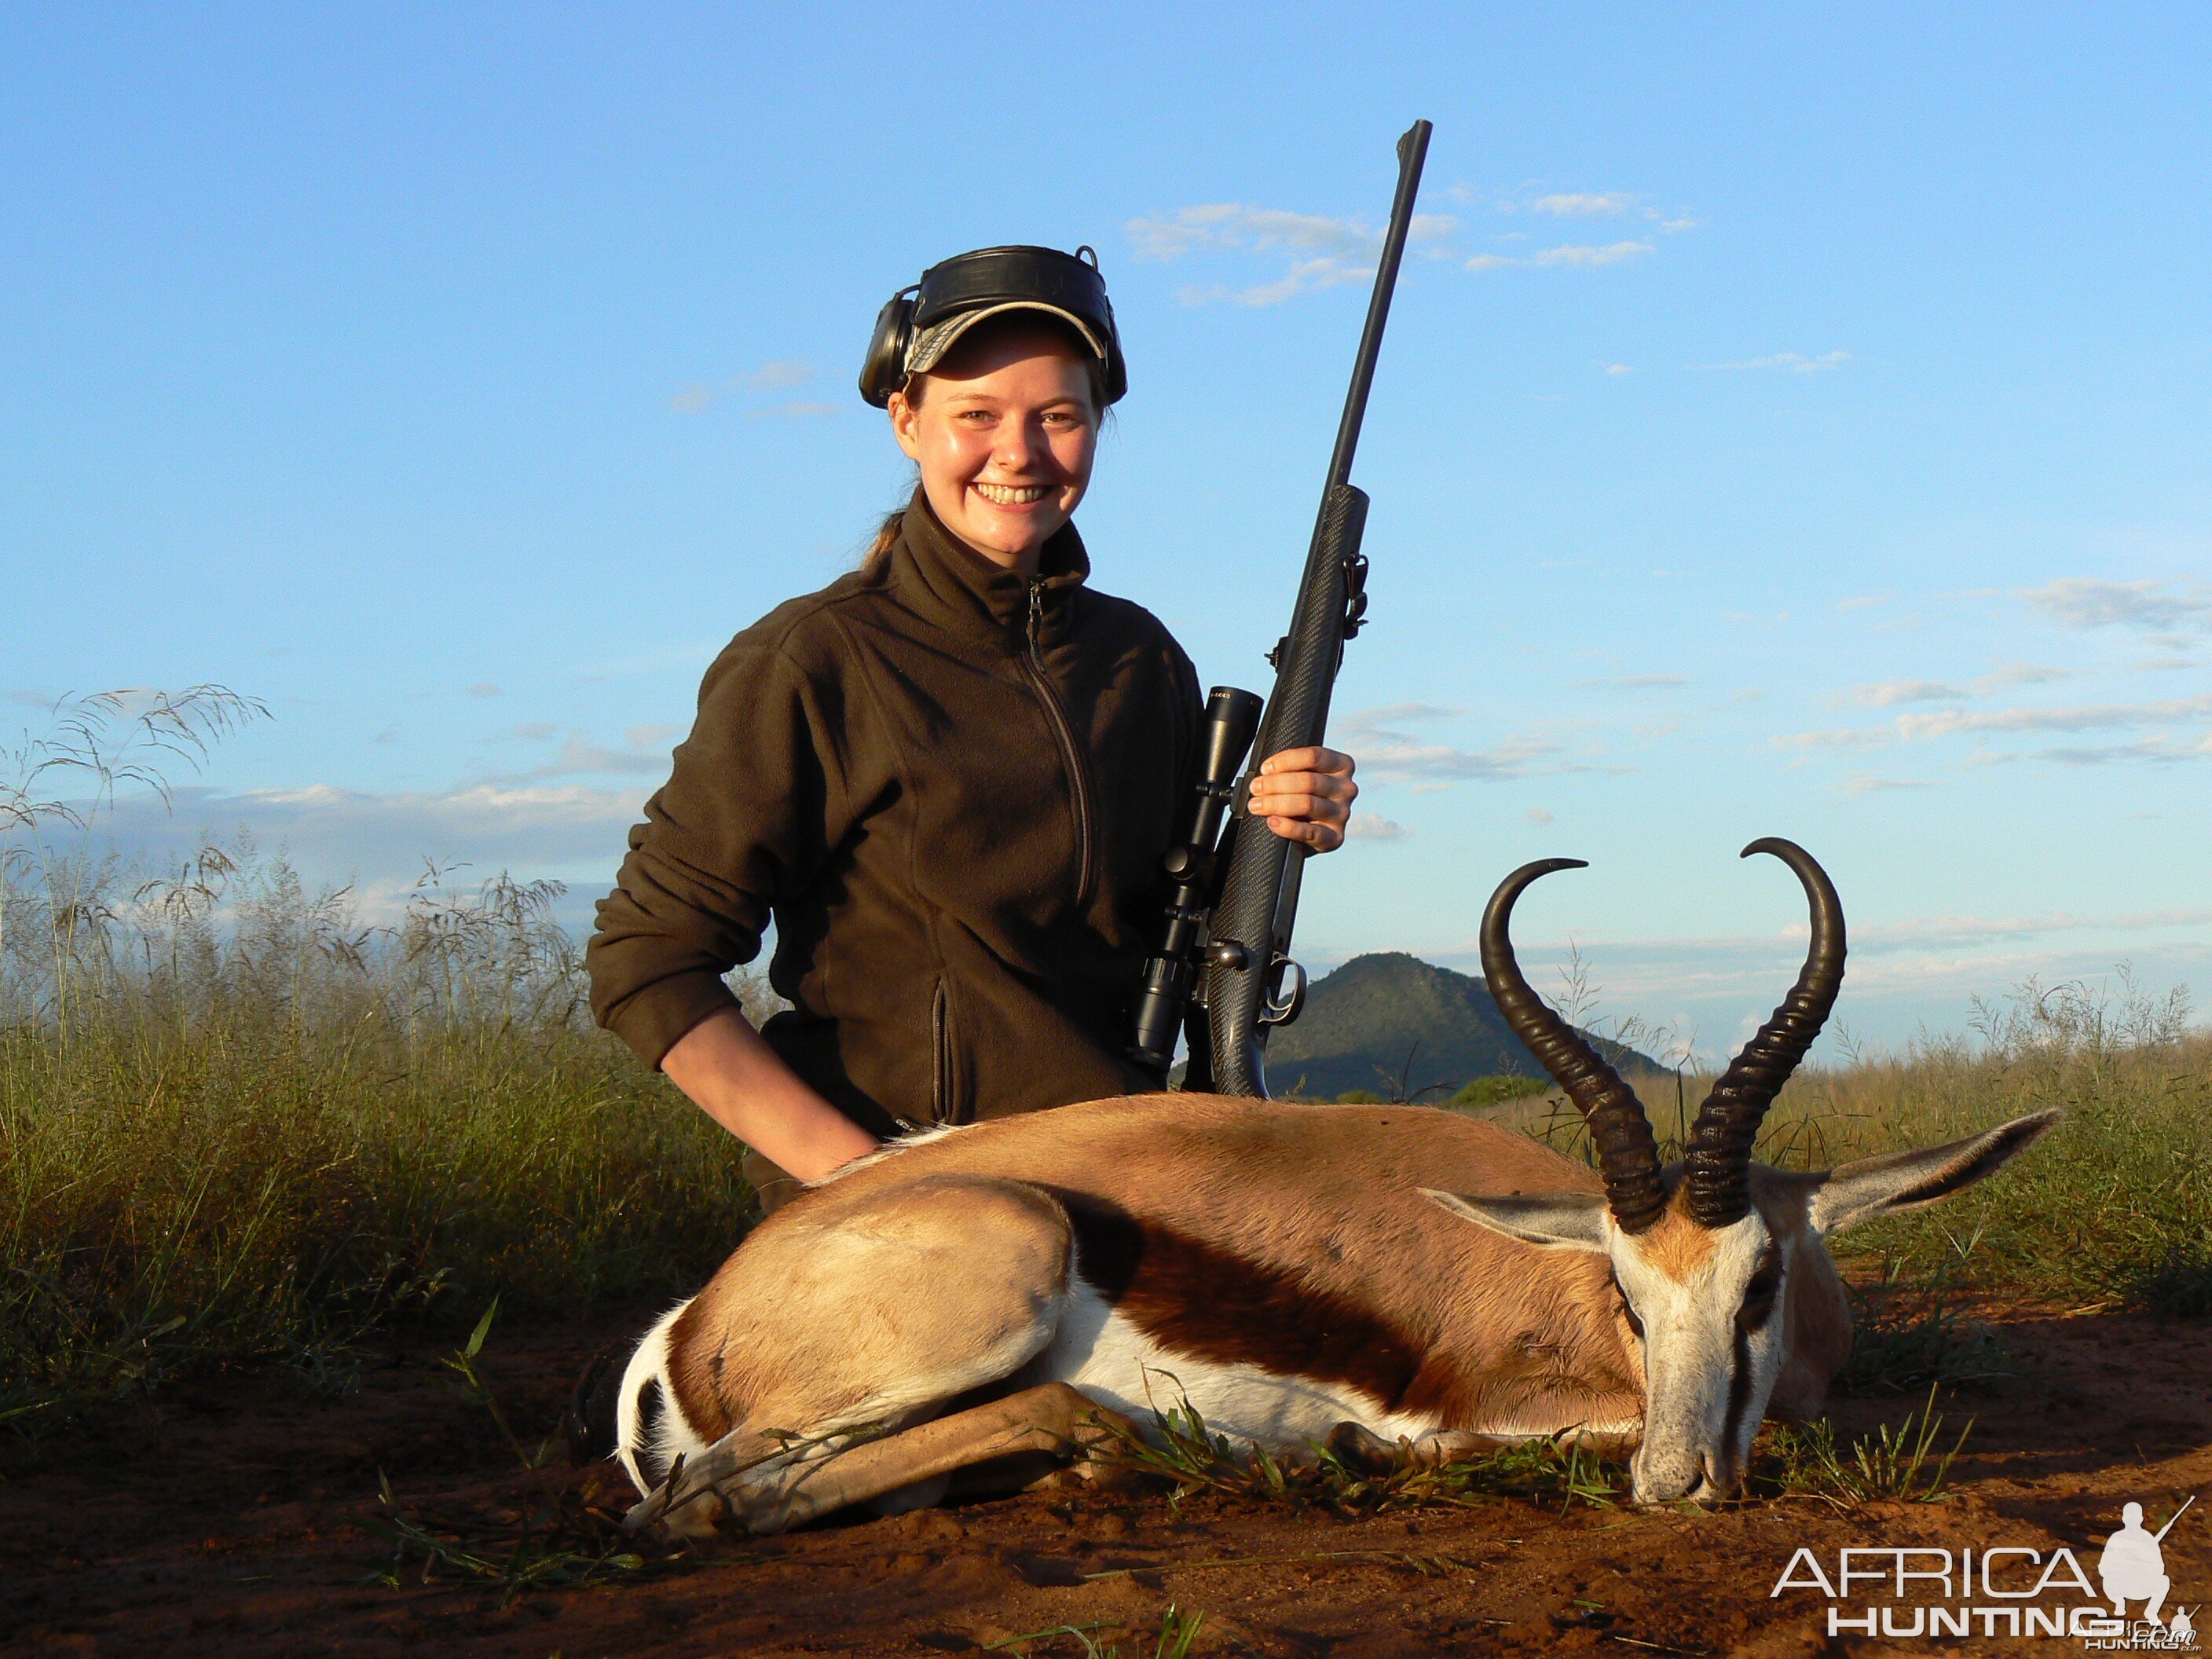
[888,322,1098,572]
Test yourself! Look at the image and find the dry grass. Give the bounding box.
[2,691,760,1429]
[4,690,2207,1438]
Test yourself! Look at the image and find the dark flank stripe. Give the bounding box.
[1058,1192,1469,1418]
[667,1299,734,1443]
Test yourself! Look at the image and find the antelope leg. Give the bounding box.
[733,1382,1134,1537]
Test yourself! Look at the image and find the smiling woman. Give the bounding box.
[585,245,1359,1209]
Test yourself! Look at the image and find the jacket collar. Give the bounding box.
[890,488,1090,646]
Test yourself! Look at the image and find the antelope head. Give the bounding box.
[1427,839,2058,1504]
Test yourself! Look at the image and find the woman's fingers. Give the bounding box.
[1258,745,1356,779]
[1250,746,1359,852]
[1265,814,1344,851]
[1250,785,1353,821]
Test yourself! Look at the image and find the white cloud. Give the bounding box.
[1530,192,1632,216]
[1896,694,2212,741]
[1525,807,1555,825]
[467,683,501,698]
[738,360,815,391]
[1701,351,1851,372]
[2016,577,2212,632]
[1588,675,1690,690]
[1466,253,1515,271]
[484,723,693,783]
[1771,727,1890,750]
[1837,665,2074,709]
[1346,811,1408,841]
[743,401,839,420]
[1843,678,1968,707]
[1335,704,1564,782]
[1134,204,1459,307]
[1839,774,1939,796]
[672,361,819,416]
[84,781,651,919]
[510,722,557,742]
[1532,241,1653,269]
[1655,217,1697,233]
[1836,592,1892,612]
[1602,362,1635,376]
[1977,662,2073,691]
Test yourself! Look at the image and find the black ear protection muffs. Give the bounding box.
[857,244,1126,408]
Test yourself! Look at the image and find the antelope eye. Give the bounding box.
[1738,1267,1782,1330]
[1612,1276,1645,1340]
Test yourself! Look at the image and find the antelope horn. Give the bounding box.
[1683,838,1846,1229]
[1480,859,1666,1234]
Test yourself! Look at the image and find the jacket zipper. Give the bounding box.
[1020,580,1096,911]
[930,980,958,1125]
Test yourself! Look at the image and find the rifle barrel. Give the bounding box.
[1326,119,1431,493]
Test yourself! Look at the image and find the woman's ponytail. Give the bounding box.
[857,507,905,580]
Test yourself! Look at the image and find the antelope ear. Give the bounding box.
[1423,1188,1610,1251]
[1806,1111,2062,1237]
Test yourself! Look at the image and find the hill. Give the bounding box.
[1260,950,1661,1101]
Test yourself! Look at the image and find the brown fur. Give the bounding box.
[674,1097,1645,1440]
[1635,1203,1723,1280]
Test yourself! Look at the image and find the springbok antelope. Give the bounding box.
[570,839,2056,1533]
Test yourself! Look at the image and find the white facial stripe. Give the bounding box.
[1612,1217,1789,1501]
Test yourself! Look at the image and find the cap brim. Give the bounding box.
[904,301,1108,379]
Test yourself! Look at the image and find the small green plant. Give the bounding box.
[1752,1386,1971,1506]
[358,1302,683,1601]
[1094,1376,1621,1515]
[1837,1258,2016,1395]
[985,1603,1206,1658]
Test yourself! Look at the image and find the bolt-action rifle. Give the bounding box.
[1128,119,1431,1096]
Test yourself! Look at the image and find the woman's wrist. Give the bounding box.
[661,1007,881,1182]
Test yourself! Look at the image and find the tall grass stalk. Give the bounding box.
[2,693,756,1424]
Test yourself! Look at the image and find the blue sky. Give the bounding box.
[5,4,2209,1060]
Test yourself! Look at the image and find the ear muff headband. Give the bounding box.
[856,245,1126,408]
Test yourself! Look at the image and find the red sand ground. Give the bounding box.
[3,1301,2208,1657]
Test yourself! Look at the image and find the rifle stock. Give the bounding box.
[1199,119,1430,1098]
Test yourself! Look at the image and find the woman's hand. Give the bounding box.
[1248,746,1358,851]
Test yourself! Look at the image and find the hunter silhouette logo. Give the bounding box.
[2101,1498,2191,1629]
[1769,1494,2200,1648]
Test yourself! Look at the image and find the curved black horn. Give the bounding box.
[1481,859,1667,1233]
[1683,838,1846,1229]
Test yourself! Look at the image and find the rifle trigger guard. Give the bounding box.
[1259,956,1308,1027]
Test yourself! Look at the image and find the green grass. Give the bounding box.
[4,690,2207,1441]
[2,693,760,1425]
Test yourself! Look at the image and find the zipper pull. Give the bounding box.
[1027,580,1044,646]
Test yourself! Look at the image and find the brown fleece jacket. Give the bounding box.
[587,495,1201,1136]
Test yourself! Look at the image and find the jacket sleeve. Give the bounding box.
[587,631,851,1068]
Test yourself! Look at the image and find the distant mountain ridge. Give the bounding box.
[1261,950,1660,1101]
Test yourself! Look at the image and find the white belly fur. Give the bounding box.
[1040,1280,1440,1450]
